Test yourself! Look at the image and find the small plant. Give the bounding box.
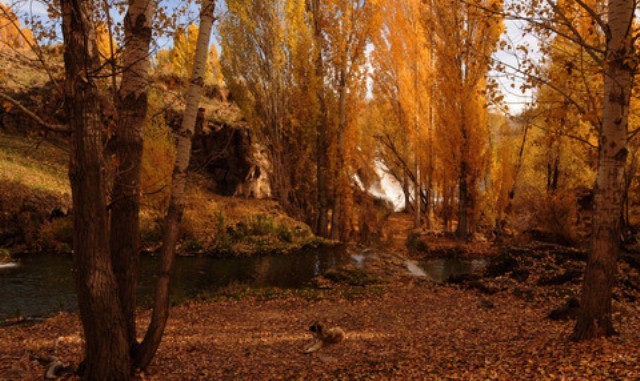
[213,210,234,255]
[249,214,275,235]
[406,231,428,253]
[276,223,293,242]
[183,239,204,252]
[0,248,11,263]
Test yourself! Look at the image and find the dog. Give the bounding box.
[303,321,345,354]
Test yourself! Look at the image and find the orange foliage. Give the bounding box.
[0,2,34,49]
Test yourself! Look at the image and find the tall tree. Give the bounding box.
[371,0,432,226]
[60,0,131,378]
[431,0,503,239]
[136,0,217,367]
[323,0,380,241]
[220,0,318,217]
[572,0,636,340]
[111,0,156,352]
[60,0,217,377]
[496,0,637,339]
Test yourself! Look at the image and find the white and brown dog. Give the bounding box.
[303,321,345,354]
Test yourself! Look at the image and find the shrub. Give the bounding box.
[406,231,428,253]
[183,239,204,252]
[249,214,275,236]
[532,190,578,245]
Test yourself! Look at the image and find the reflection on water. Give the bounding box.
[421,258,487,283]
[0,246,351,320]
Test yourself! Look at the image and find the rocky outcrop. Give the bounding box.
[188,114,271,198]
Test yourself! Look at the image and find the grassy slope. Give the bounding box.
[0,130,319,254]
[0,131,69,195]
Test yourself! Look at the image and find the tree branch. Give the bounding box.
[0,92,69,132]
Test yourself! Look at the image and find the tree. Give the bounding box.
[220,0,318,217]
[572,0,637,340]
[155,24,223,87]
[431,0,503,239]
[322,0,380,241]
[60,0,131,378]
[136,0,217,367]
[370,0,432,226]
[493,0,637,339]
[0,2,35,49]
[60,0,217,377]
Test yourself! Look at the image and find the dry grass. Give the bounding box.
[0,131,69,196]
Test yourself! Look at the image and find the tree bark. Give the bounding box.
[457,159,470,239]
[330,69,347,241]
[135,0,216,368]
[456,123,472,240]
[61,0,131,379]
[572,0,635,341]
[111,0,156,349]
[311,0,330,238]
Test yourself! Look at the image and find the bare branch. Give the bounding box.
[0,92,69,132]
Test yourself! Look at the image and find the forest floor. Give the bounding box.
[2,237,640,380]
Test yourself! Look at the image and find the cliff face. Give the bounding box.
[191,119,270,199]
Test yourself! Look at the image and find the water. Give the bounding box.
[420,258,487,282]
[0,248,487,320]
[0,246,351,320]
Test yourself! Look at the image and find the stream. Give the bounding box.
[0,247,486,320]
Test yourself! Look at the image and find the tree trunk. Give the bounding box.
[61,0,131,379]
[572,0,635,341]
[330,69,347,241]
[111,0,156,349]
[312,0,330,238]
[457,158,470,239]
[135,0,216,368]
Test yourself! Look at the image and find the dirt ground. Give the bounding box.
[1,277,639,380]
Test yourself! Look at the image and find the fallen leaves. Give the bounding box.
[2,241,640,380]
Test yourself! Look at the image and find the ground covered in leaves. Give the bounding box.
[2,256,640,380]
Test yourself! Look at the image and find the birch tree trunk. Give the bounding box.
[110,0,156,349]
[572,0,635,340]
[61,0,131,379]
[135,0,216,368]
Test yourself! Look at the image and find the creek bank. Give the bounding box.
[441,241,640,321]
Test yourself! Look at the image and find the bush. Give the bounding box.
[532,191,577,245]
[276,224,293,243]
[183,239,204,252]
[249,214,275,236]
[406,231,428,253]
[212,210,234,254]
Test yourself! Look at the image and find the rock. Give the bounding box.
[189,120,271,198]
